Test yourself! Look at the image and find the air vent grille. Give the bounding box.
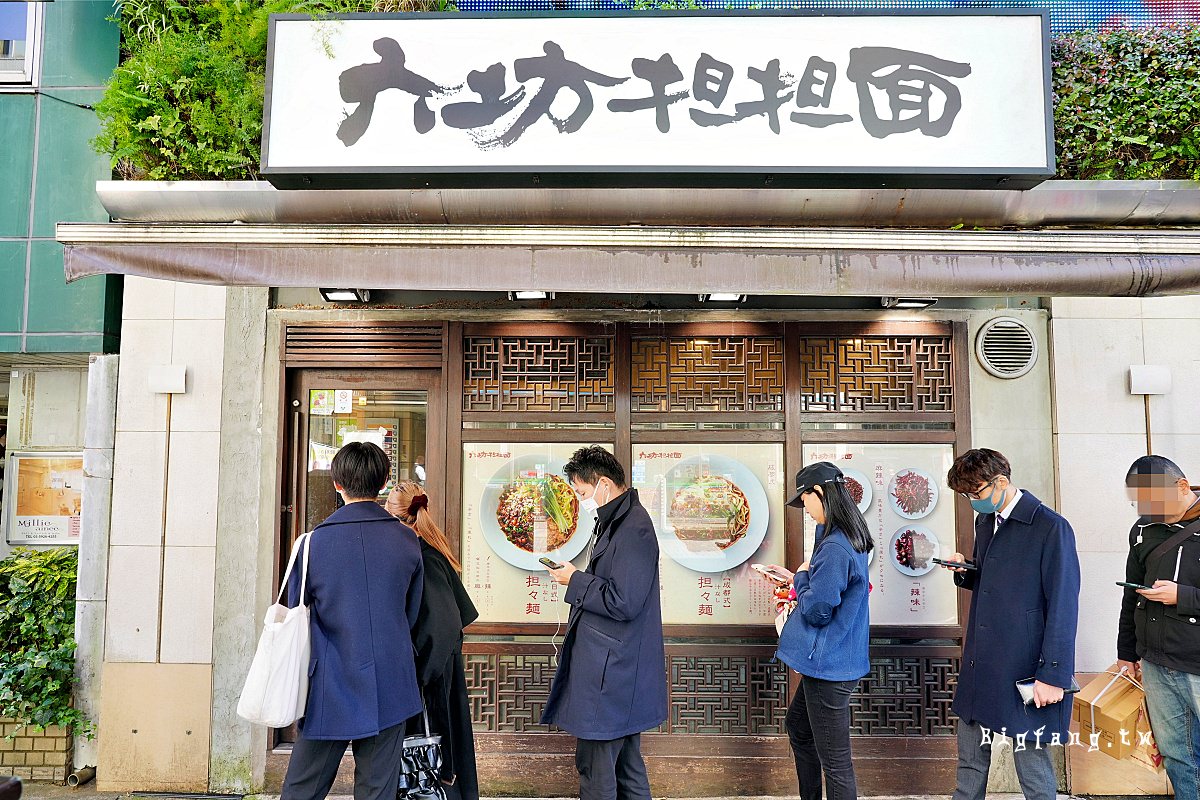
[975,317,1038,379]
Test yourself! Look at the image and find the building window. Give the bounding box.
[0,2,39,85]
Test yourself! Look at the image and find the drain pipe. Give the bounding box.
[66,767,96,788]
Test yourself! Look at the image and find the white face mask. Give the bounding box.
[580,482,608,513]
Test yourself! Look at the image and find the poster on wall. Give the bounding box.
[801,443,958,627]
[633,444,786,625]
[4,453,84,546]
[461,443,605,623]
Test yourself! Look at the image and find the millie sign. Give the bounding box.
[262,12,1053,189]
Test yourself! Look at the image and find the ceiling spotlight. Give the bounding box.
[507,291,555,301]
[882,296,938,309]
[319,288,371,303]
[698,293,748,303]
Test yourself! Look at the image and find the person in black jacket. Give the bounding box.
[387,481,480,800]
[1117,455,1200,800]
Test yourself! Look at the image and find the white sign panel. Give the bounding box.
[263,12,1052,187]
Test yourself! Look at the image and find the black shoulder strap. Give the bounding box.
[1146,515,1200,577]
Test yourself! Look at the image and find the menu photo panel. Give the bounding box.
[633,443,787,625]
[801,443,959,627]
[461,442,608,623]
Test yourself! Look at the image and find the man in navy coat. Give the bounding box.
[282,441,425,800]
[543,446,668,800]
[942,448,1080,800]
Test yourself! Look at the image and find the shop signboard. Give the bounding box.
[262,11,1053,189]
[4,452,84,546]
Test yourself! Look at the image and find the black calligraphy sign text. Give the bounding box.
[846,47,972,139]
[791,56,854,128]
[332,41,973,148]
[607,53,689,133]
[337,38,451,146]
[490,41,627,148]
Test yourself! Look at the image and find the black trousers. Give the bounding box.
[281,722,406,800]
[785,676,860,800]
[575,733,652,800]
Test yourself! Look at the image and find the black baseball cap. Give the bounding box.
[786,462,845,507]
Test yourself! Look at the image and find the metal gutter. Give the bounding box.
[90,180,1200,228]
[55,223,1200,254]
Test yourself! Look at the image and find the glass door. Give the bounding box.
[286,370,443,545]
[276,368,443,745]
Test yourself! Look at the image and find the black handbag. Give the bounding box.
[397,697,447,800]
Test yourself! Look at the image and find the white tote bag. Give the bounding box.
[237,532,312,728]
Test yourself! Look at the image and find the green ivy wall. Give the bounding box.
[0,0,121,354]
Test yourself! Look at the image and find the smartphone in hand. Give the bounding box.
[539,556,563,570]
[1116,581,1151,590]
[932,558,979,572]
[751,563,792,585]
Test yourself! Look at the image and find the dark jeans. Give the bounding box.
[281,722,406,800]
[785,676,860,800]
[575,733,652,800]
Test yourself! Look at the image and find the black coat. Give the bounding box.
[408,540,480,800]
[540,489,668,740]
[952,492,1080,739]
[1117,512,1200,673]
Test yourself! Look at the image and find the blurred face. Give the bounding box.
[1127,475,1195,521]
[802,486,826,525]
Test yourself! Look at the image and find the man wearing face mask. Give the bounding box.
[940,448,1080,800]
[1117,455,1200,800]
[541,445,667,800]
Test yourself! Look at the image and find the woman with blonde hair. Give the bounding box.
[386,481,479,800]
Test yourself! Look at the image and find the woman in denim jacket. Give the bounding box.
[766,462,873,800]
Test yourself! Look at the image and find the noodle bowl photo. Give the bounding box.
[666,475,752,552]
[495,474,579,553]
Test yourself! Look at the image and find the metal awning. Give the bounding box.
[58,223,1200,297]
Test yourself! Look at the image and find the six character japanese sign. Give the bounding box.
[263,13,1051,184]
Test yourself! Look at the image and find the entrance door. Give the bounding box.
[276,369,444,746]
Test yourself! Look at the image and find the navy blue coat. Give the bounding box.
[287,500,425,740]
[540,489,668,740]
[775,526,871,682]
[953,492,1080,739]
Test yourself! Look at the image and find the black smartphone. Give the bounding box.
[1116,581,1151,590]
[539,556,563,570]
[932,558,979,571]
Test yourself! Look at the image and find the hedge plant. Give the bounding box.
[0,547,92,737]
[95,5,1200,181]
[1053,23,1200,180]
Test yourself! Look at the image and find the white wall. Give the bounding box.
[1050,296,1200,673]
[97,277,228,791]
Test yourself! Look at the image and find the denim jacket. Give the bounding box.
[775,525,871,682]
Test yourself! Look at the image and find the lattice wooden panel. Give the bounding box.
[666,654,789,735]
[798,336,954,412]
[465,652,557,732]
[463,336,615,412]
[631,337,784,412]
[850,656,960,736]
[464,650,957,737]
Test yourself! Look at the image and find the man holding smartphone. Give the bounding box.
[1117,455,1200,800]
[941,448,1080,800]
[540,446,667,800]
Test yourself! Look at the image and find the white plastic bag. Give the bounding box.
[237,532,312,728]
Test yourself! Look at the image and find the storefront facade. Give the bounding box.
[260,317,975,793]
[54,10,1200,793]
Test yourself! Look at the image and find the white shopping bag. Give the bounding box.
[237,532,312,728]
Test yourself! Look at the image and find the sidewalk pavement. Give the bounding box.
[12,787,1123,800]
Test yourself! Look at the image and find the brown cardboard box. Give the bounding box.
[1073,666,1143,760]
